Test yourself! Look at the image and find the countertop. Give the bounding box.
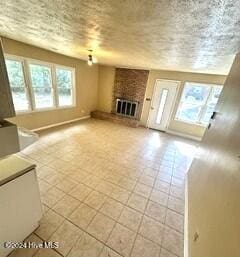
[0,155,35,186]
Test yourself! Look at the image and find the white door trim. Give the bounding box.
[147,79,181,130]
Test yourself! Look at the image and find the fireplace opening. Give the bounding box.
[116,98,138,118]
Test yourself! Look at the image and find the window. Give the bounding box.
[5,55,75,113]
[5,59,29,111]
[156,89,168,124]
[201,86,222,124]
[56,67,74,106]
[175,82,223,125]
[29,63,54,109]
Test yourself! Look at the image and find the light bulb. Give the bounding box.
[92,56,98,63]
[87,59,93,66]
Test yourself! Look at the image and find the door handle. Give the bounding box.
[151,106,154,110]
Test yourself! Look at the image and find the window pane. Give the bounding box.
[201,86,223,124]
[176,83,211,123]
[56,68,73,106]
[177,102,202,122]
[156,89,168,124]
[5,59,29,111]
[181,83,210,104]
[207,86,222,105]
[201,105,215,124]
[29,64,54,109]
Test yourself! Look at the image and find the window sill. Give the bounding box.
[174,118,207,128]
[16,105,76,116]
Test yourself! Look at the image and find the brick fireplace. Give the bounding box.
[92,67,149,127]
[112,68,149,120]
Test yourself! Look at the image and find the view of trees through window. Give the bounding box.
[5,57,75,112]
[56,68,73,106]
[5,60,29,111]
[29,64,54,109]
[176,82,223,125]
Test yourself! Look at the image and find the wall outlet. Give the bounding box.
[193,232,199,242]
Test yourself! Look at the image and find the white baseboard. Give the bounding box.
[167,129,202,141]
[32,115,90,132]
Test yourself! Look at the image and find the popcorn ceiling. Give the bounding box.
[0,0,239,74]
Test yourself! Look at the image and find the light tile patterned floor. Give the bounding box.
[11,119,196,257]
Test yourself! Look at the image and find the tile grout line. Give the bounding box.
[128,166,159,257]
[40,196,124,257]
[160,149,183,257]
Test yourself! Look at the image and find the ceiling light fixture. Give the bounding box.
[87,50,97,66]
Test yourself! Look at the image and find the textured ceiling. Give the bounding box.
[0,0,240,74]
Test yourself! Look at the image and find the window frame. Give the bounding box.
[28,60,56,111]
[175,82,223,126]
[5,54,76,114]
[55,64,76,108]
[5,56,32,113]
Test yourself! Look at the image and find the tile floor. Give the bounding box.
[11,119,196,257]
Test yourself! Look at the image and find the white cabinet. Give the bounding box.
[0,156,42,257]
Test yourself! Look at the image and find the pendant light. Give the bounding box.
[87,50,97,66]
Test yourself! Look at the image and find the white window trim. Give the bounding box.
[174,117,208,128]
[5,55,32,113]
[28,60,56,110]
[5,54,76,114]
[175,82,223,127]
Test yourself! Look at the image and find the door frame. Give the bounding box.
[147,79,181,130]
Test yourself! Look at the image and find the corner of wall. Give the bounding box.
[97,65,116,113]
